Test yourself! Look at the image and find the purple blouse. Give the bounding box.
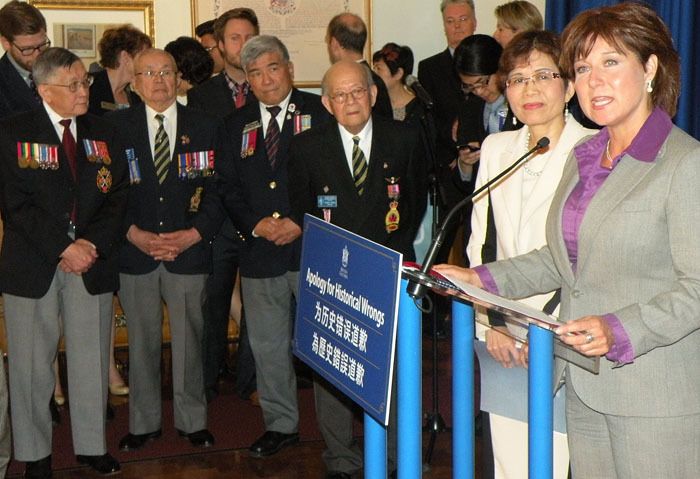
[476,107,673,364]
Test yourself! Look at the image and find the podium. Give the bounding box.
[385,269,598,479]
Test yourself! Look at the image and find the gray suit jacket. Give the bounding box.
[486,125,700,417]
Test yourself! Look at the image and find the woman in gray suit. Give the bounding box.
[436,3,700,477]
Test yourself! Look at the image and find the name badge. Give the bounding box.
[317,195,337,208]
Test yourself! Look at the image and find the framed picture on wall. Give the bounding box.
[190,0,371,87]
[63,24,96,57]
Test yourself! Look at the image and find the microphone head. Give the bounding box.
[405,74,418,87]
[536,137,550,149]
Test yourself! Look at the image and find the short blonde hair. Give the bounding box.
[494,1,543,32]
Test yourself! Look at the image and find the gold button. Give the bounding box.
[269,181,277,189]
[272,211,281,219]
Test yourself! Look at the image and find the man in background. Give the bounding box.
[195,19,224,75]
[0,1,47,119]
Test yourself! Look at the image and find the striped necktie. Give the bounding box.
[352,136,368,195]
[154,113,170,184]
[265,106,281,169]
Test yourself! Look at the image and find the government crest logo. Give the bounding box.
[268,0,296,15]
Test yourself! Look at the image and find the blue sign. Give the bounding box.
[294,214,402,425]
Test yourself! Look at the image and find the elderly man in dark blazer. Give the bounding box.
[109,48,222,453]
[287,60,427,479]
[216,35,330,458]
[0,1,48,120]
[0,47,127,478]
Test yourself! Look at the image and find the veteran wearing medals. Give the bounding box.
[216,35,330,457]
[107,48,222,452]
[0,47,128,477]
[287,60,427,479]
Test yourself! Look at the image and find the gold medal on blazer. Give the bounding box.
[96,166,112,193]
[82,139,112,165]
[189,186,204,212]
[241,121,260,158]
[385,177,400,232]
[16,142,59,170]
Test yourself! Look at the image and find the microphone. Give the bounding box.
[405,75,434,109]
[406,136,550,299]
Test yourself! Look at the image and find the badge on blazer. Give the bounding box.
[293,110,312,135]
[16,142,58,170]
[180,135,191,145]
[189,186,204,212]
[241,121,260,158]
[178,150,214,179]
[82,139,112,165]
[96,166,112,193]
[126,148,141,184]
[385,177,401,232]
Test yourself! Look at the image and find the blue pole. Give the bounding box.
[528,323,554,479]
[397,279,422,479]
[365,412,387,479]
[452,300,474,479]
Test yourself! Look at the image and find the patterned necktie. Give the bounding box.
[265,106,281,169]
[352,136,368,195]
[28,73,40,102]
[154,114,170,184]
[59,119,77,222]
[234,82,248,109]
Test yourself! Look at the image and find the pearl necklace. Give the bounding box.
[522,132,545,177]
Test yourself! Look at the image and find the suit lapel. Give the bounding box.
[493,129,525,250]
[549,156,578,287]
[132,104,157,182]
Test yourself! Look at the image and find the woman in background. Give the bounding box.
[372,43,419,122]
[493,1,543,47]
[466,30,595,479]
[88,24,151,116]
[165,36,214,105]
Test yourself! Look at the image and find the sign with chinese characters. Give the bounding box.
[294,214,402,425]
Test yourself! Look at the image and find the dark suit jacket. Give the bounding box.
[187,73,255,120]
[288,115,427,261]
[0,53,40,120]
[108,102,224,275]
[88,69,142,116]
[216,89,330,278]
[0,107,129,297]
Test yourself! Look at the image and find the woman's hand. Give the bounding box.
[432,264,483,289]
[555,315,615,356]
[486,326,524,368]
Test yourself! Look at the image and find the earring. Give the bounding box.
[564,102,570,120]
[646,80,653,93]
[512,114,517,126]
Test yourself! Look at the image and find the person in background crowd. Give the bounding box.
[187,7,259,405]
[88,24,151,116]
[216,35,331,459]
[165,36,214,104]
[492,1,543,47]
[325,12,392,118]
[0,1,47,119]
[436,3,700,477]
[195,19,224,75]
[372,43,419,122]
[288,60,427,479]
[467,30,596,479]
[111,48,221,453]
[0,47,128,478]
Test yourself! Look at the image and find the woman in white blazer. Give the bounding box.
[465,30,596,479]
[438,4,700,477]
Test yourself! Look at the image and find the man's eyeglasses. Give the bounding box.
[461,75,490,94]
[328,87,367,104]
[203,45,217,53]
[135,70,177,79]
[505,71,562,89]
[44,74,94,93]
[12,38,51,56]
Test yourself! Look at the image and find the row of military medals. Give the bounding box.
[17,139,112,170]
[126,147,214,184]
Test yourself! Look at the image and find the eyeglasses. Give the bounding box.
[505,71,562,89]
[135,70,177,79]
[445,16,473,26]
[44,74,94,93]
[328,87,367,104]
[461,76,490,94]
[12,38,51,56]
[203,45,217,53]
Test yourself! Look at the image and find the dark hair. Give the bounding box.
[372,43,414,82]
[0,1,46,41]
[98,25,151,69]
[32,47,81,84]
[213,8,259,42]
[454,34,502,76]
[164,36,213,86]
[327,13,366,54]
[499,30,564,85]
[195,19,215,38]
[560,2,680,117]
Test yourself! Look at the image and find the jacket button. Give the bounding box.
[572,289,582,298]
[159,197,164,202]
[159,221,164,226]
[272,211,281,219]
[269,181,277,189]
